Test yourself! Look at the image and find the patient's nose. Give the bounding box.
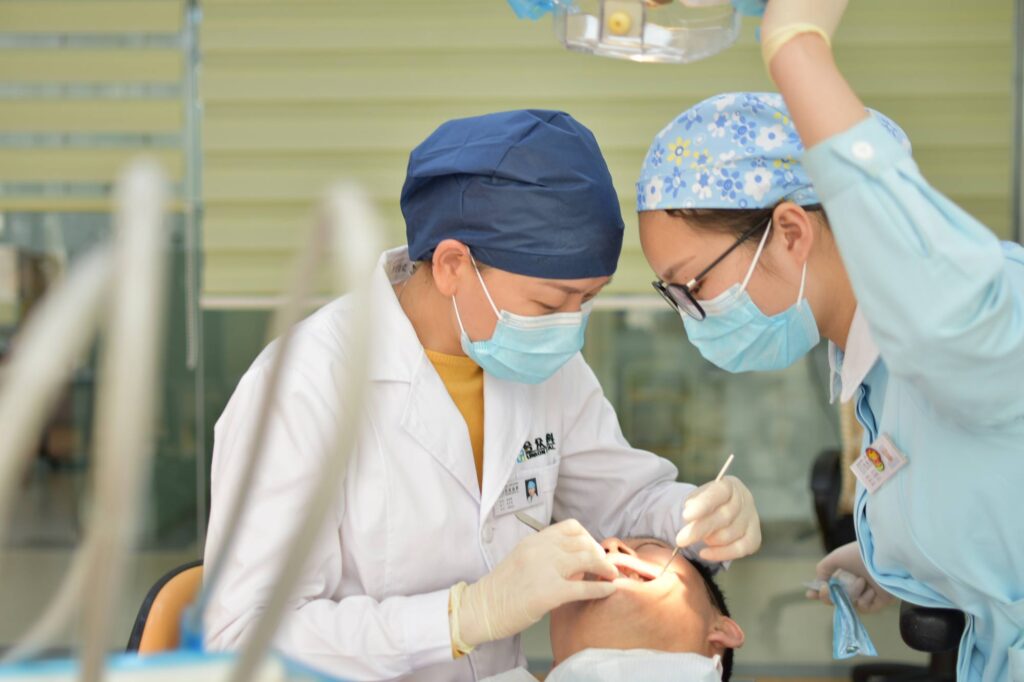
[600,537,636,556]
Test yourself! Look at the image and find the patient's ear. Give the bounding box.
[707,615,744,649]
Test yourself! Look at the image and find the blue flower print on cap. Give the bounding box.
[636,92,911,211]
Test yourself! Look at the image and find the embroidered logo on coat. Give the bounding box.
[516,433,557,463]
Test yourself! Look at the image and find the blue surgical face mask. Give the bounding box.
[452,258,591,384]
[682,221,820,373]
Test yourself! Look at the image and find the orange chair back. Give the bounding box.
[128,561,203,654]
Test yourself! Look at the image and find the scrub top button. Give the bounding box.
[482,525,494,543]
[852,141,875,161]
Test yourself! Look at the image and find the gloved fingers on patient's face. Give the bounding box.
[682,479,735,523]
[564,577,617,603]
[549,519,605,553]
[558,548,618,581]
[557,532,595,553]
[551,518,587,538]
[579,549,620,580]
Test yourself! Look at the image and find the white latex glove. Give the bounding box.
[457,519,618,647]
[675,475,762,563]
[805,541,895,614]
[760,0,849,67]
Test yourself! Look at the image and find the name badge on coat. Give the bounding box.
[494,473,544,516]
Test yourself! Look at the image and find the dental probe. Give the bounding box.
[659,453,735,577]
[514,511,547,532]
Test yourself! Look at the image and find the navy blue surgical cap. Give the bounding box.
[400,110,624,279]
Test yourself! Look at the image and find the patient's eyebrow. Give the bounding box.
[630,537,670,551]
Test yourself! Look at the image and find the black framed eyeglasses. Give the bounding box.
[651,216,771,321]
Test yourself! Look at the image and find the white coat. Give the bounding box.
[203,247,698,681]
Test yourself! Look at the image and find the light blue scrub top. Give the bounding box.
[803,117,1024,682]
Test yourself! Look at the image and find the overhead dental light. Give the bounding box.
[507,0,762,65]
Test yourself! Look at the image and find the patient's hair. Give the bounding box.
[688,558,734,682]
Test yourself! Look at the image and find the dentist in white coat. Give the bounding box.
[203,110,762,681]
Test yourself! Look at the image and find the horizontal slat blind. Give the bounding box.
[201,0,1014,300]
[0,0,186,211]
[0,1,182,33]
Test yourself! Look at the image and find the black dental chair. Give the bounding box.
[811,449,965,682]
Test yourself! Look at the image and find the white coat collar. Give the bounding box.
[366,246,430,383]
[828,307,880,404]
[365,247,485,499]
[365,246,537,508]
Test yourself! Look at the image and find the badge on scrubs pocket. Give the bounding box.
[851,434,908,494]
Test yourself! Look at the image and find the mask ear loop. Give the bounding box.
[738,220,773,294]
[451,252,500,339]
[469,254,502,318]
[451,297,469,337]
[797,261,808,304]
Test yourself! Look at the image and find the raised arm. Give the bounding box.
[763,5,1024,424]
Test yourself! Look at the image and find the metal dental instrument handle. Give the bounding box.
[0,251,114,666]
[659,453,735,577]
[0,162,168,670]
[80,161,170,682]
[229,184,380,682]
[191,179,342,641]
[515,511,547,532]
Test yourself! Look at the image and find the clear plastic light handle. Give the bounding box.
[506,0,765,64]
[506,0,765,19]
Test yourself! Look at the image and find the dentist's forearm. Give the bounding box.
[768,34,868,148]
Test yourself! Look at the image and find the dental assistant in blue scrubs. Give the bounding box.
[633,3,1024,679]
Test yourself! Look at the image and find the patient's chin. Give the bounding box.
[551,579,713,662]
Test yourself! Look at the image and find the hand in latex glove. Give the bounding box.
[760,0,849,67]
[457,519,618,647]
[805,542,895,614]
[675,475,761,563]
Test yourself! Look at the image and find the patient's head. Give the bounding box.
[550,537,744,680]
